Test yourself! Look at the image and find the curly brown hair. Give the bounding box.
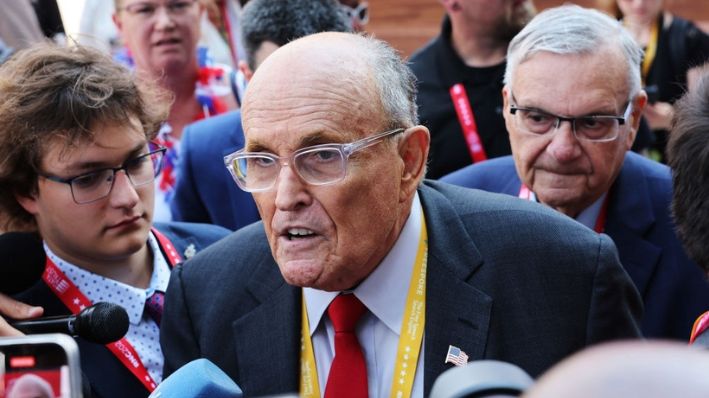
[0,42,170,231]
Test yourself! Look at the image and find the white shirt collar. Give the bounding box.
[44,231,171,325]
[303,193,423,335]
[574,192,608,230]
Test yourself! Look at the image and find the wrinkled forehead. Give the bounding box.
[242,37,384,148]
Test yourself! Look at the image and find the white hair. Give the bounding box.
[357,35,419,128]
[504,5,643,100]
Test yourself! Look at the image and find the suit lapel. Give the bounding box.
[418,185,492,396]
[605,153,660,296]
[232,256,301,395]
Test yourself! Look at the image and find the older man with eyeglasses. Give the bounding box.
[161,30,642,397]
[443,5,709,342]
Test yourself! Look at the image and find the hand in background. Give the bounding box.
[643,101,675,131]
[0,293,43,337]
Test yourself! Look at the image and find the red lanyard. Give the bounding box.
[41,228,182,392]
[519,184,608,233]
[449,83,488,163]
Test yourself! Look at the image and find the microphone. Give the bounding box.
[149,359,242,398]
[429,360,534,398]
[0,231,46,294]
[11,302,130,344]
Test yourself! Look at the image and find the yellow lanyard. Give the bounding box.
[623,18,659,84]
[300,212,428,398]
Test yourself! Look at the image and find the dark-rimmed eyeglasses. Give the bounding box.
[509,93,633,142]
[118,0,197,19]
[340,1,369,26]
[38,148,166,204]
[224,128,404,192]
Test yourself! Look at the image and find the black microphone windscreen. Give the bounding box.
[75,302,130,344]
[0,232,46,294]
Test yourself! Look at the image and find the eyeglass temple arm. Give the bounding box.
[345,128,405,153]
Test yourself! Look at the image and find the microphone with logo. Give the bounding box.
[149,358,243,398]
[10,302,130,344]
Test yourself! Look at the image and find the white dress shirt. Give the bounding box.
[44,232,171,383]
[304,193,425,398]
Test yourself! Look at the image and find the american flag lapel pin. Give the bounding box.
[183,243,196,259]
[444,345,469,367]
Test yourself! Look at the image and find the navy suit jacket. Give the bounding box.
[13,222,230,398]
[442,152,709,340]
[171,111,260,231]
[161,182,642,397]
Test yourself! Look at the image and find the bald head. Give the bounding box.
[7,374,54,398]
[523,341,709,398]
[242,32,418,133]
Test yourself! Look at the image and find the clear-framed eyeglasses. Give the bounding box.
[224,128,405,192]
[38,148,166,204]
[340,1,369,26]
[118,0,197,20]
[509,93,634,142]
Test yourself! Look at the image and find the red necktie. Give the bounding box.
[324,294,368,398]
[145,291,165,326]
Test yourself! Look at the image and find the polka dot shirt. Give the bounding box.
[44,232,172,384]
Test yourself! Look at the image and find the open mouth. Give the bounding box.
[286,228,316,241]
[154,38,181,46]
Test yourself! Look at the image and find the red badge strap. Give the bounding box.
[690,311,709,344]
[151,227,182,267]
[519,184,609,233]
[42,260,159,392]
[449,83,488,163]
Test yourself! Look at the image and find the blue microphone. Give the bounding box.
[149,359,242,398]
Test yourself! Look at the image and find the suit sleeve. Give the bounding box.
[171,126,212,224]
[161,264,201,377]
[586,234,644,343]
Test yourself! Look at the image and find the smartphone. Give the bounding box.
[0,334,82,398]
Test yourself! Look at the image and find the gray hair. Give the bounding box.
[357,35,419,128]
[241,0,351,70]
[504,5,643,100]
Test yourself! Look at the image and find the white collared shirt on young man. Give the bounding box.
[44,232,171,383]
[304,193,425,398]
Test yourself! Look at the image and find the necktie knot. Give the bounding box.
[145,290,165,326]
[328,294,366,333]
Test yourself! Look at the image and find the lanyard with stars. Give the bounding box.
[41,229,182,392]
[299,209,428,398]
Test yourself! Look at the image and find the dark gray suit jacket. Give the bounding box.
[161,181,642,397]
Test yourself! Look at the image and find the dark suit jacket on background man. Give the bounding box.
[171,111,260,230]
[442,152,709,340]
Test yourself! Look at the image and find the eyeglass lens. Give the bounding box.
[71,151,163,203]
[124,0,195,17]
[235,148,346,191]
[514,109,620,141]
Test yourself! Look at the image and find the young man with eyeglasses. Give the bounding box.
[0,43,229,398]
[442,5,709,342]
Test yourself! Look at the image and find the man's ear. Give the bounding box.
[501,85,515,137]
[238,60,254,82]
[626,91,648,150]
[15,191,39,216]
[398,126,430,202]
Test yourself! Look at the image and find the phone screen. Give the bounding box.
[1,342,70,398]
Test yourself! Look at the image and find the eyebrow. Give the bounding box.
[245,131,345,153]
[63,142,149,174]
